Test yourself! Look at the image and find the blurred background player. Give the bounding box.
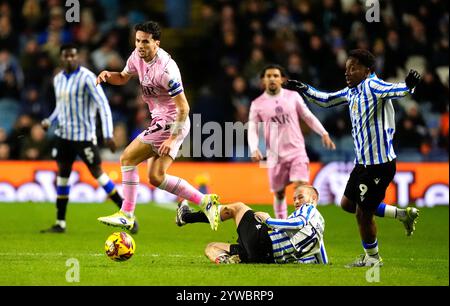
[40,43,138,233]
[248,64,336,219]
[176,185,328,265]
[283,49,421,267]
[95,21,220,231]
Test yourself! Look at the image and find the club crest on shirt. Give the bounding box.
[275,106,284,114]
[351,100,358,115]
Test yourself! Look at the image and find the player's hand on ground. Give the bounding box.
[405,69,421,90]
[282,80,308,93]
[96,71,111,85]
[159,138,175,156]
[254,211,271,223]
[105,138,116,153]
[41,119,50,131]
[322,133,336,150]
[251,149,264,162]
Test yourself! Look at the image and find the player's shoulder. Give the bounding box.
[53,70,64,81]
[283,88,304,102]
[251,92,268,104]
[366,74,390,87]
[79,66,95,76]
[157,48,174,67]
[282,88,301,97]
[77,66,98,82]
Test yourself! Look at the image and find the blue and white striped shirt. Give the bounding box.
[266,203,328,264]
[302,73,411,165]
[47,66,113,143]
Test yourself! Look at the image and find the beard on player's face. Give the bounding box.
[266,81,281,94]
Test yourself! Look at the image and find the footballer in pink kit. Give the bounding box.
[248,65,336,219]
[96,21,220,231]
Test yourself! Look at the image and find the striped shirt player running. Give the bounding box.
[96,21,220,232]
[40,43,138,233]
[283,49,421,267]
[176,185,328,265]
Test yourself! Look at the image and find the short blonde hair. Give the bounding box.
[294,185,319,201]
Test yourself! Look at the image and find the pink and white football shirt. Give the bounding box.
[248,88,328,163]
[123,47,190,158]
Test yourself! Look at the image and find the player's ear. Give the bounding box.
[156,40,160,47]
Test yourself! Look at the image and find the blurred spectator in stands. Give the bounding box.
[285,52,311,84]
[243,47,268,92]
[241,0,267,41]
[72,7,101,50]
[431,15,449,67]
[384,30,406,79]
[21,0,43,30]
[271,27,300,64]
[323,108,351,140]
[6,114,34,159]
[83,0,106,24]
[321,0,342,34]
[91,31,124,72]
[230,76,251,123]
[38,7,72,65]
[166,0,191,28]
[372,39,386,77]
[267,0,297,33]
[0,126,9,160]
[0,143,10,160]
[396,103,430,152]
[19,123,51,160]
[20,40,46,86]
[0,14,19,53]
[414,69,448,113]
[0,127,7,143]
[199,2,218,35]
[306,34,339,88]
[0,49,24,101]
[20,85,48,121]
[406,17,429,57]
[100,122,128,161]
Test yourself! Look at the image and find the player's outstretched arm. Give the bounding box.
[405,69,422,92]
[282,80,308,93]
[369,70,421,99]
[284,80,349,108]
[96,71,132,86]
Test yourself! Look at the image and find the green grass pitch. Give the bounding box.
[0,202,448,286]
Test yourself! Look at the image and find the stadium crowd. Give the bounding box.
[0,0,448,162]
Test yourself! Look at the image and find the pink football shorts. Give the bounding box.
[268,155,310,192]
[138,117,190,160]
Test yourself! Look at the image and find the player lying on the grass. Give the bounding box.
[177,185,328,264]
[283,49,420,267]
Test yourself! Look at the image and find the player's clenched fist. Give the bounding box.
[96,71,111,85]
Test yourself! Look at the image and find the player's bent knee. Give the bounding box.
[204,242,219,258]
[275,190,285,199]
[148,173,164,187]
[119,154,132,166]
[220,205,235,220]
